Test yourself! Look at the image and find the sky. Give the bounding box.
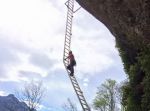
[0,0,127,111]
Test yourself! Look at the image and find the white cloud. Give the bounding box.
[83,78,89,82]
[0,91,8,96]
[38,104,52,111]
[45,80,73,92]
[83,83,88,87]
[0,0,126,110]
[0,0,65,49]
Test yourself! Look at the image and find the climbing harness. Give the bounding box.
[63,0,91,111]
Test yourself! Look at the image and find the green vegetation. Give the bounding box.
[93,79,122,111]
[116,34,150,111]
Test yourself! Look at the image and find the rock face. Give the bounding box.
[76,0,149,42]
[76,0,150,111]
[0,94,29,111]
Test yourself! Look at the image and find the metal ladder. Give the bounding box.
[63,0,90,111]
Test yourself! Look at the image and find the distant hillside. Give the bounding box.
[0,94,30,111]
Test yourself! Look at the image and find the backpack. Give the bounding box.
[72,59,76,66]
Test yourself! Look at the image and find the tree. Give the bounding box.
[62,98,78,111]
[17,80,45,111]
[93,79,117,111]
[116,80,129,111]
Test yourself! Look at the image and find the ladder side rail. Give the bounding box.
[63,0,74,60]
[68,74,86,110]
[63,0,91,111]
[72,77,90,110]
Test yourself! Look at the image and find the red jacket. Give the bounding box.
[68,53,74,62]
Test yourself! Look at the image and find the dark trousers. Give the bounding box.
[67,63,74,75]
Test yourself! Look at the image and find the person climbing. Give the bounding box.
[65,51,76,76]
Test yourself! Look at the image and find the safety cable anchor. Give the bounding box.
[65,0,81,13]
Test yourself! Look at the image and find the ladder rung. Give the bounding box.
[65,42,70,47]
[77,92,84,97]
[67,14,73,19]
[74,85,80,90]
[66,28,71,32]
[69,0,73,5]
[65,36,71,41]
[65,39,70,43]
[67,16,72,21]
[65,31,71,35]
[71,78,76,83]
[65,29,71,33]
[67,18,72,22]
[72,81,79,86]
[65,39,71,44]
[64,58,68,62]
[66,29,71,34]
[63,58,68,62]
[79,98,86,102]
[66,24,72,29]
[79,95,87,100]
[78,94,85,98]
[81,102,88,107]
[80,102,88,106]
[66,4,73,9]
[64,55,68,59]
[68,7,73,10]
[65,45,70,49]
[66,23,72,27]
[64,53,69,57]
[64,51,68,55]
[64,43,70,48]
[66,30,71,34]
[64,52,68,55]
[66,23,72,28]
[67,11,73,16]
[64,51,69,54]
[83,107,90,110]
[66,33,71,37]
[63,56,68,60]
[73,83,80,88]
[67,3,73,8]
[65,44,70,48]
[75,88,83,93]
[64,62,68,65]
[66,25,71,30]
[68,5,73,10]
[73,84,80,89]
[67,19,72,24]
[64,42,70,46]
[64,61,68,65]
[84,108,90,111]
[71,77,77,82]
[66,25,72,29]
[65,40,70,44]
[65,37,71,41]
[65,33,71,37]
[80,98,87,105]
[65,48,70,51]
[64,43,70,47]
[66,26,71,30]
